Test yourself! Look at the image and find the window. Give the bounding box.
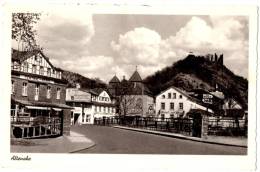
[40,66,44,75]
[179,103,183,110]
[11,80,14,94]
[57,71,61,78]
[56,88,61,99]
[170,102,174,110]
[179,95,183,99]
[168,93,171,99]
[161,114,165,121]
[47,86,51,99]
[161,102,165,110]
[86,115,90,122]
[173,93,176,99]
[47,68,51,77]
[22,62,28,72]
[162,95,165,99]
[99,106,101,112]
[94,106,97,112]
[52,69,56,77]
[39,57,42,64]
[22,82,27,96]
[35,84,39,101]
[32,65,37,74]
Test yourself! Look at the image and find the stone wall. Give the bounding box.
[62,109,71,136]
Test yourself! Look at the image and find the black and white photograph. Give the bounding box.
[0,2,258,172]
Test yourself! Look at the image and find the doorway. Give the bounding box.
[192,113,202,137]
[73,113,80,125]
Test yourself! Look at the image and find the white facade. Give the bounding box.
[156,87,212,118]
[92,90,117,119]
[66,88,117,125]
[12,52,62,79]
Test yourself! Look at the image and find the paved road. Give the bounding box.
[72,125,247,155]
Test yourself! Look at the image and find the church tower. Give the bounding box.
[108,75,120,96]
[129,66,144,95]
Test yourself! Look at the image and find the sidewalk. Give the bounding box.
[11,131,95,153]
[113,126,247,148]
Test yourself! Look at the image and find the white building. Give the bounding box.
[66,85,117,125]
[155,86,212,119]
[90,88,117,119]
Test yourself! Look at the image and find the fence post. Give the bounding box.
[201,115,209,139]
[166,121,169,131]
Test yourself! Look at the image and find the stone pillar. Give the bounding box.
[62,109,71,136]
[14,104,19,122]
[201,115,209,139]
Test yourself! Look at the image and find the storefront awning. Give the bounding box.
[12,98,73,109]
[52,108,62,111]
[26,106,49,110]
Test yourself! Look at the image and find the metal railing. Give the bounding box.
[11,116,61,126]
[94,116,193,136]
[11,116,62,138]
[208,118,247,136]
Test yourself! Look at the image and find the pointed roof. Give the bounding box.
[11,48,59,70]
[129,70,142,82]
[109,75,120,83]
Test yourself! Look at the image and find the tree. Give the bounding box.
[117,81,143,117]
[12,13,41,51]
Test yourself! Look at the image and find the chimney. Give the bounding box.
[76,83,81,89]
[122,75,126,80]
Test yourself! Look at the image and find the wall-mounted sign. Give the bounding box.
[202,94,213,104]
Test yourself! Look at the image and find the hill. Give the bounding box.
[59,68,107,89]
[143,54,248,109]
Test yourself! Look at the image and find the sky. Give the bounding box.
[14,12,249,83]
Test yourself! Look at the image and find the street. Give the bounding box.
[71,125,247,155]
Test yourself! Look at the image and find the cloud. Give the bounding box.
[164,16,248,78]
[14,14,247,83]
[50,55,115,80]
[110,16,248,80]
[36,11,95,60]
[111,27,162,65]
[111,27,177,79]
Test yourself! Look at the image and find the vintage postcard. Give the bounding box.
[0,2,258,172]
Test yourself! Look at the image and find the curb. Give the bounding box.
[69,142,96,153]
[11,136,96,153]
[113,126,247,148]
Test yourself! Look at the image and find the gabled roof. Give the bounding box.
[109,75,120,83]
[129,70,142,82]
[91,88,104,95]
[11,48,60,70]
[90,88,114,98]
[157,86,209,108]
